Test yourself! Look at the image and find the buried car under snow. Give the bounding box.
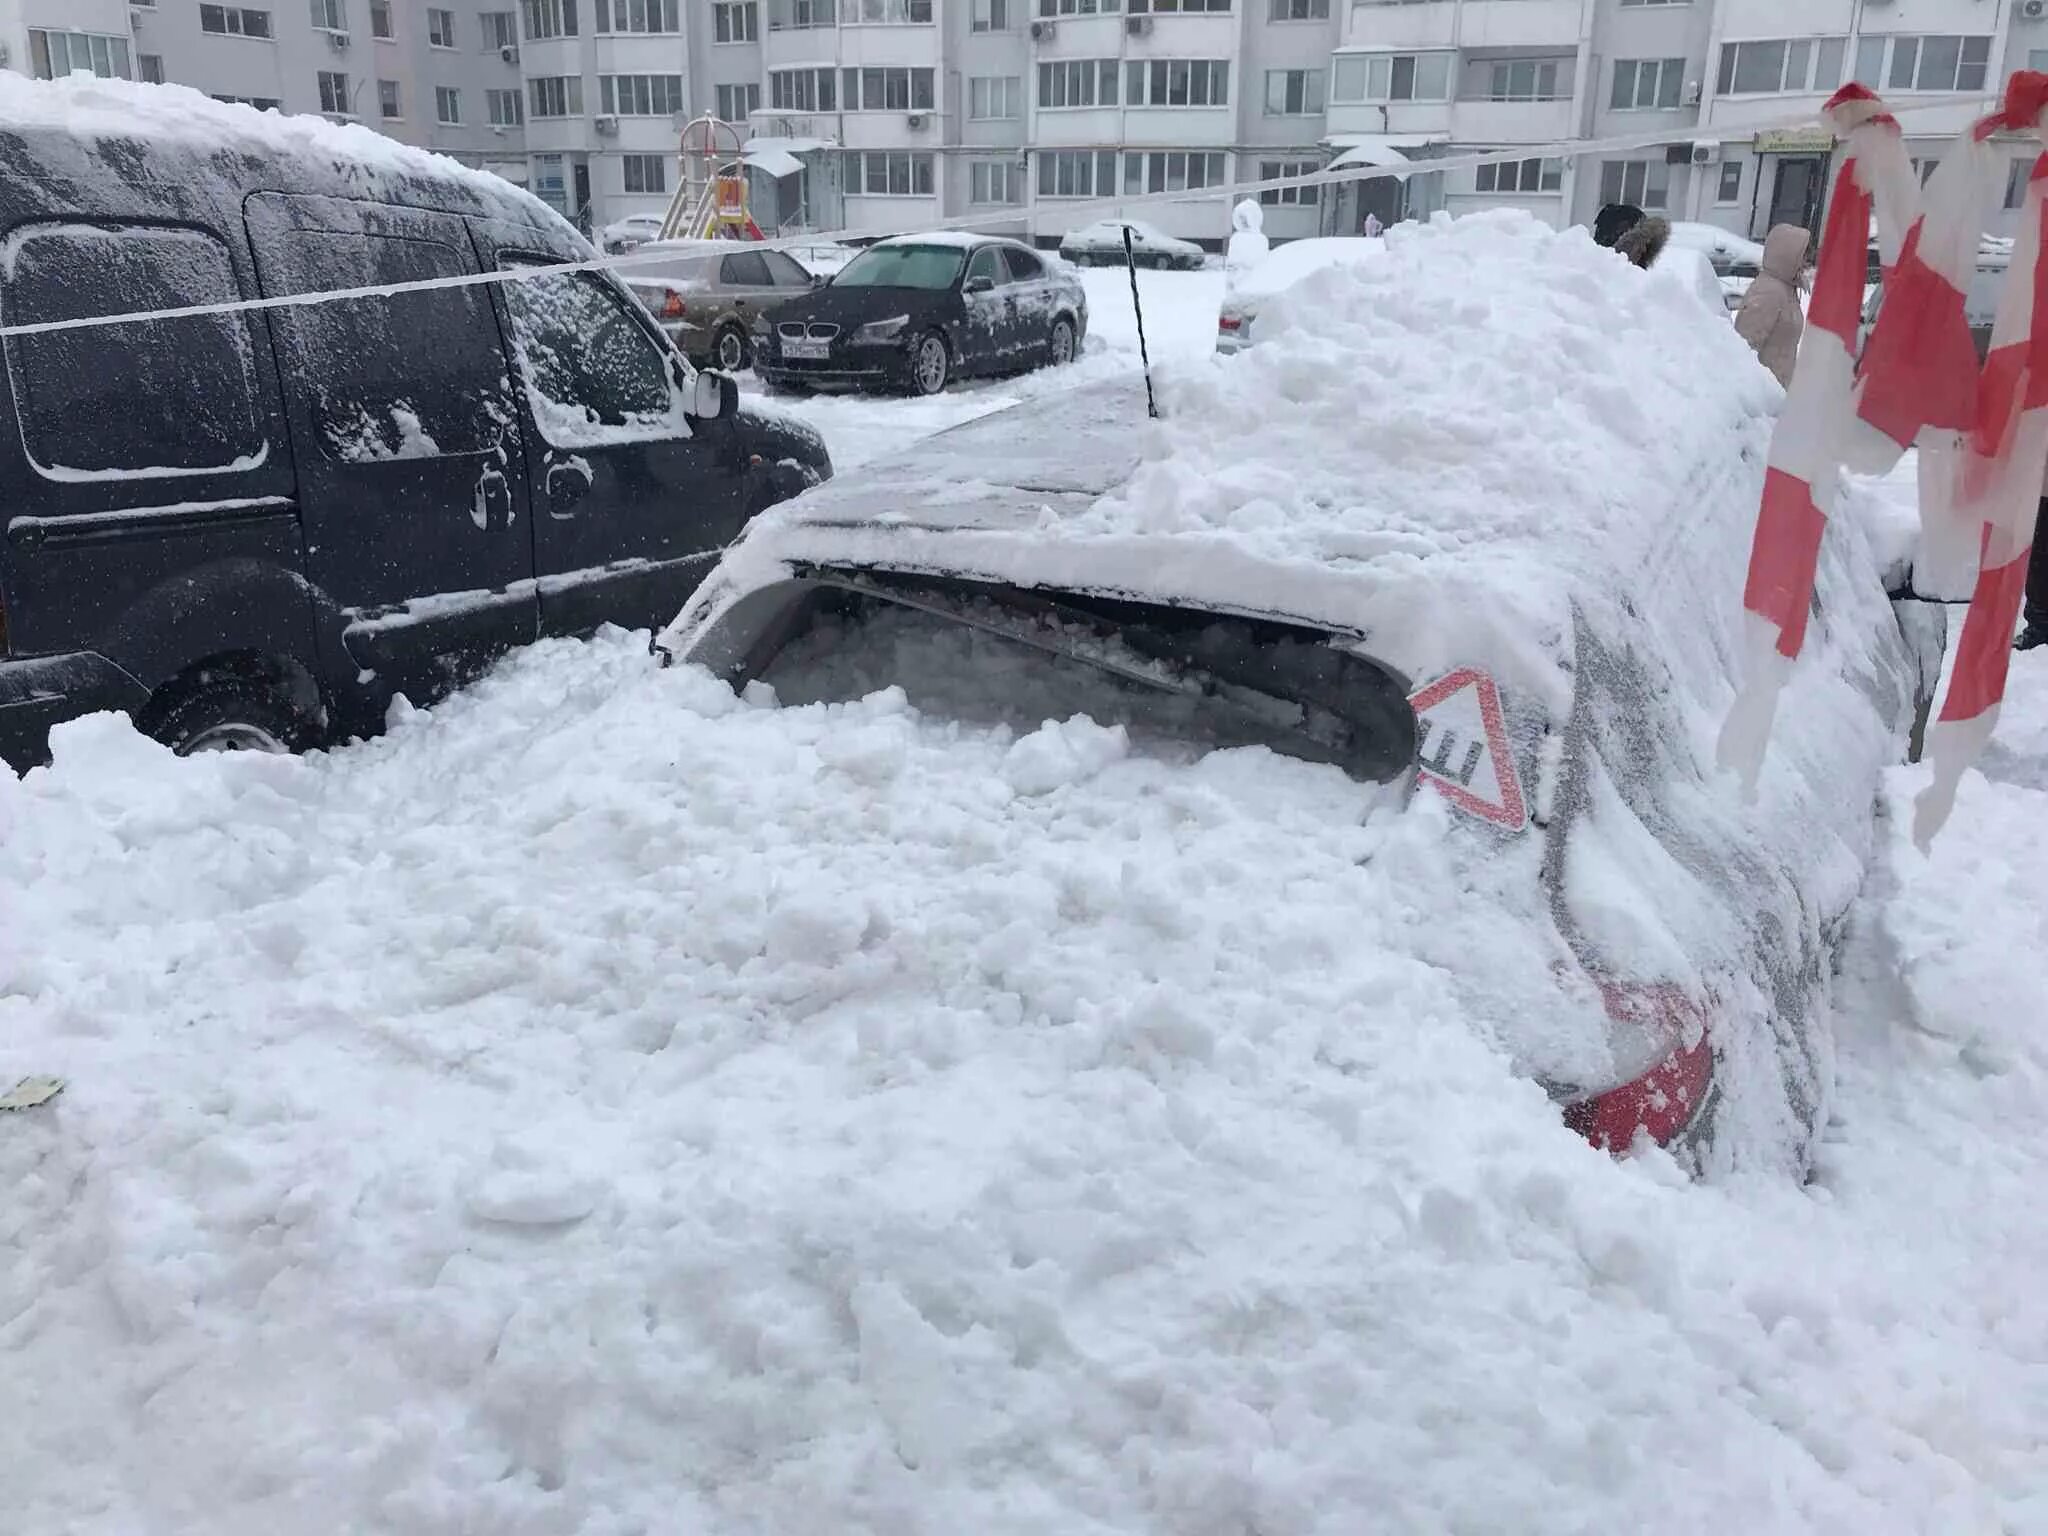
[660,212,1944,1168]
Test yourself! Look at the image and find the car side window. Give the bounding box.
[499,265,686,446]
[965,247,1003,288]
[762,250,813,287]
[1002,247,1045,283]
[265,231,514,462]
[0,223,266,480]
[720,251,773,287]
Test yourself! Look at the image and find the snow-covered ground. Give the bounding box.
[5,229,2046,1535]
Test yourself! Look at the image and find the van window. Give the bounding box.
[265,231,514,461]
[0,223,266,480]
[499,265,685,446]
[719,251,772,287]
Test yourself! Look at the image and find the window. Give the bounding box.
[28,30,135,78]
[2007,158,2033,211]
[1488,60,1562,101]
[318,71,352,114]
[481,11,518,48]
[528,75,583,116]
[1123,149,1227,193]
[852,0,933,19]
[1858,35,1992,93]
[199,2,274,29]
[380,78,402,117]
[712,252,767,287]
[139,54,165,83]
[973,0,1013,28]
[213,94,284,109]
[487,87,523,123]
[428,7,456,43]
[1271,0,1327,16]
[1039,0,1122,12]
[1258,159,1320,205]
[371,0,393,35]
[1264,69,1325,115]
[1716,37,1846,96]
[969,76,1023,119]
[1474,156,1562,193]
[436,86,462,122]
[501,267,681,444]
[769,68,837,110]
[521,0,578,38]
[1127,59,1230,106]
[971,159,1025,204]
[716,82,761,120]
[310,0,347,30]
[843,150,937,195]
[1611,57,1684,110]
[533,154,567,212]
[761,251,810,287]
[1038,60,1119,108]
[768,0,835,25]
[965,247,1003,289]
[1128,0,1232,10]
[1331,52,1451,103]
[1717,160,1742,203]
[1003,247,1043,283]
[1,224,266,481]
[1037,149,1120,197]
[1599,157,1670,210]
[593,0,680,30]
[714,2,758,39]
[623,153,667,193]
[841,67,936,111]
[600,75,686,115]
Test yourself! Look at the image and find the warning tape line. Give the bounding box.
[0,94,2006,344]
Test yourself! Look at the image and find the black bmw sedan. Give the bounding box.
[752,234,1089,396]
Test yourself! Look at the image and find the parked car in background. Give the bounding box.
[1216,236,1384,353]
[1861,239,2008,363]
[0,77,829,769]
[601,213,667,254]
[784,239,861,278]
[1668,221,1764,278]
[1059,218,1206,270]
[619,241,820,370]
[753,234,1087,396]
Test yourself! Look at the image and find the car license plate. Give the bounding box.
[783,337,830,360]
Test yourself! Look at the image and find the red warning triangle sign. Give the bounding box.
[1407,668,1527,830]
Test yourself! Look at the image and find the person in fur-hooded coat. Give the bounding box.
[1614,214,1670,270]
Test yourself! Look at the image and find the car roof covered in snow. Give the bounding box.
[1231,235,1387,302]
[1065,219,1188,243]
[871,231,1014,251]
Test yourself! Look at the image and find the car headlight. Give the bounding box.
[854,314,911,344]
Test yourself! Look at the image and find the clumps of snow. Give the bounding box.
[1000,716,1129,794]
[325,402,444,463]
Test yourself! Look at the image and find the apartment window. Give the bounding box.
[1264,69,1325,115]
[371,0,394,35]
[522,0,578,38]
[969,75,1023,119]
[601,75,686,115]
[852,0,933,19]
[528,74,584,115]
[533,154,567,212]
[714,2,758,39]
[487,87,524,123]
[318,70,352,114]
[1039,0,1123,12]
[1127,59,1230,107]
[1474,156,1562,193]
[971,159,1025,204]
[769,67,838,110]
[623,153,667,194]
[200,6,274,36]
[844,150,936,195]
[1038,60,1119,108]
[1611,58,1684,110]
[213,93,284,108]
[310,0,347,30]
[380,78,402,116]
[481,11,517,46]
[1600,157,1670,210]
[716,82,761,119]
[427,7,456,43]
[768,0,836,25]
[1037,149,1120,196]
[1271,0,1327,16]
[139,54,165,83]
[1850,34,1991,94]
[1123,149,1227,193]
[593,0,680,30]
[841,67,936,111]
[1258,158,1321,204]
[1331,52,1450,103]
[973,0,1014,28]
[1128,0,1232,11]
[1717,37,1845,97]
[436,86,462,122]
[1488,60,1562,101]
[1716,160,1742,202]
[30,29,135,77]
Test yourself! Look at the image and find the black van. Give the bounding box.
[0,97,829,768]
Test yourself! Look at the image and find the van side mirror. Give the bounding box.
[692,370,737,420]
[964,274,994,294]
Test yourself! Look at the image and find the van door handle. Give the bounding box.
[471,466,511,531]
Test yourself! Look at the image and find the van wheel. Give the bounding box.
[148,675,317,757]
[713,323,750,372]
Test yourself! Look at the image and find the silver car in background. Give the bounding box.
[618,242,822,371]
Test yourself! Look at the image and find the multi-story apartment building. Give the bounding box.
[3,0,2043,248]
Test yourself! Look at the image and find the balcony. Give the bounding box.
[1343,3,1457,52]
[1459,0,1588,50]
[1452,97,1576,142]
[1716,0,1855,38]
[1325,99,1453,137]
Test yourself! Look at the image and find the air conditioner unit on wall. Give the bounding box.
[1029,18,1056,40]
[1690,141,1717,165]
[594,114,619,136]
[2028,0,2045,20]
[500,43,519,62]
[326,29,351,50]
[906,112,928,129]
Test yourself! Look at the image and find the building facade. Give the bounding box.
[3,0,2043,247]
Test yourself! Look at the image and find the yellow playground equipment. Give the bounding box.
[658,114,765,242]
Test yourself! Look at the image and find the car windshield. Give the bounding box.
[831,245,967,290]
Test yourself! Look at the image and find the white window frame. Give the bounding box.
[1036,149,1120,197]
[1715,160,1743,204]
[972,0,1014,28]
[1126,59,1231,108]
[969,75,1023,119]
[317,69,352,114]
[1038,0,1123,13]
[1488,59,1562,102]
[1850,34,1992,94]
[1258,158,1321,205]
[435,85,462,122]
[1473,155,1562,194]
[850,0,933,20]
[521,0,578,40]
[1038,59,1120,109]
[1717,37,1848,98]
[370,0,393,36]
[28,29,134,79]
[428,7,456,44]
[716,82,762,120]
[622,152,667,194]
[310,0,347,32]
[1269,0,1327,17]
[1599,157,1671,210]
[1122,149,1227,193]
[527,74,584,116]
[487,87,524,124]
[600,74,686,116]
[844,150,936,196]
[593,0,681,31]
[841,66,937,112]
[1264,69,1326,115]
[970,159,1025,204]
[480,11,517,48]
[1610,57,1685,111]
[713,2,759,40]
[1331,52,1451,104]
[769,67,838,111]
[379,77,403,117]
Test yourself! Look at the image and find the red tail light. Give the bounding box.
[662,290,687,319]
[1217,314,1242,331]
[1562,983,1715,1152]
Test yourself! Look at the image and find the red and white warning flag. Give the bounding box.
[1717,86,1920,789]
[1915,76,2048,845]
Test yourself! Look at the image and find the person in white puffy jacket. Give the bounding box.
[1224,198,1269,291]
